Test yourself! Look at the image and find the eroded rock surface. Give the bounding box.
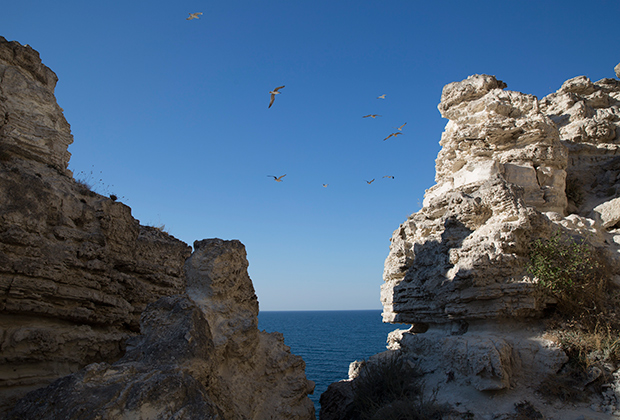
[185,239,315,420]
[0,37,314,419]
[0,36,72,174]
[323,68,620,420]
[5,295,222,420]
[0,36,192,412]
[6,241,316,420]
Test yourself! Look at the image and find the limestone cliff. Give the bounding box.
[0,36,314,419]
[322,68,620,419]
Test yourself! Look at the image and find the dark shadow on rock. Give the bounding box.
[390,216,474,323]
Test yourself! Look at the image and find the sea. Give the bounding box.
[257,310,406,417]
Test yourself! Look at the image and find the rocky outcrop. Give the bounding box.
[6,240,315,420]
[0,36,72,174]
[0,35,192,412]
[184,239,315,420]
[382,73,569,325]
[5,295,223,420]
[0,37,314,419]
[323,68,620,419]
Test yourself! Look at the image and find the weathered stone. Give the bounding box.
[0,160,192,411]
[0,38,315,419]
[382,175,552,324]
[0,36,72,174]
[592,197,620,229]
[4,295,222,420]
[428,74,567,213]
[324,67,620,420]
[185,239,315,420]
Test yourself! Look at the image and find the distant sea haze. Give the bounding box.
[258,310,403,418]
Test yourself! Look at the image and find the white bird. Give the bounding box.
[383,132,404,141]
[269,86,285,108]
[362,114,382,118]
[268,174,286,182]
[394,123,407,131]
[377,94,386,99]
[366,179,375,185]
[186,12,203,20]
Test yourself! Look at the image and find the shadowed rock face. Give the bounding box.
[5,241,316,420]
[0,36,192,411]
[4,295,223,420]
[0,38,315,419]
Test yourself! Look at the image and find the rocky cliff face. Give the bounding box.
[0,37,314,419]
[322,68,620,419]
[5,240,315,420]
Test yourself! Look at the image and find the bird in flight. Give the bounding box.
[322,184,329,188]
[186,12,203,20]
[366,179,375,184]
[383,175,395,179]
[377,94,386,99]
[394,123,407,131]
[383,132,404,141]
[268,86,285,108]
[268,174,286,182]
[362,114,382,118]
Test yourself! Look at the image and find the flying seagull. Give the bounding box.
[395,123,407,131]
[186,12,203,20]
[383,132,404,141]
[362,114,382,118]
[383,175,395,179]
[268,174,286,182]
[366,179,375,184]
[377,94,386,99]
[268,86,285,108]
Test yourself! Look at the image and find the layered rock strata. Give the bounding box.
[6,240,315,420]
[0,35,191,411]
[0,37,315,419]
[323,69,620,419]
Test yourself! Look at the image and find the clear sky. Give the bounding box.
[2,1,619,311]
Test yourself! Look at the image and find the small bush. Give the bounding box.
[349,354,447,420]
[529,231,620,378]
[527,231,608,322]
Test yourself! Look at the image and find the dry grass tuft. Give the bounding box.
[349,353,448,420]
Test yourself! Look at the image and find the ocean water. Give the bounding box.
[258,310,405,417]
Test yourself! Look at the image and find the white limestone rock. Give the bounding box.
[383,175,553,324]
[592,197,620,229]
[372,69,620,419]
[540,75,620,218]
[427,74,567,213]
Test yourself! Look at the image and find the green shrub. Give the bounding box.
[528,231,620,374]
[527,231,607,320]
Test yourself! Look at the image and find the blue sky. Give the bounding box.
[2,1,619,311]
